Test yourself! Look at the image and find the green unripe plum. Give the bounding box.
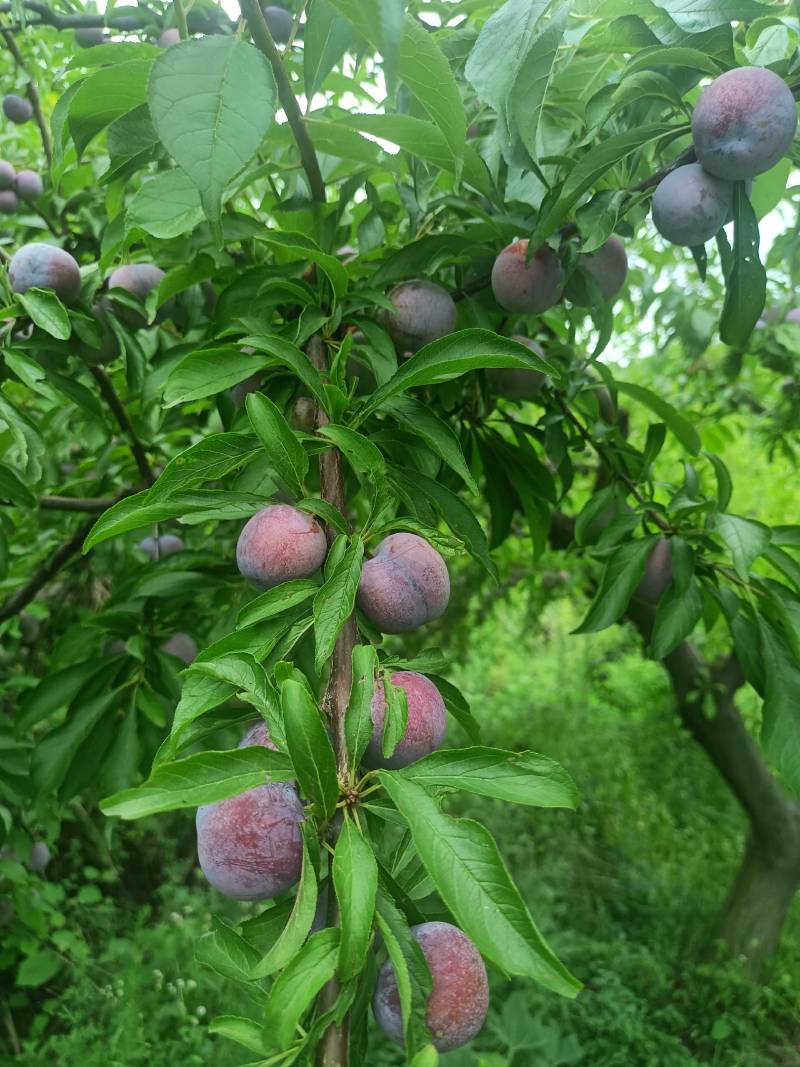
[75,26,104,46]
[383,279,457,354]
[159,632,197,664]
[15,169,43,202]
[692,67,797,181]
[358,533,450,633]
[488,335,546,400]
[263,5,293,43]
[158,27,181,47]
[491,239,564,315]
[0,161,15,191]
[635,538,673,604]
[652,164,732,247]
[196,782,304,900]
[374,922,489,1052]
[0,190,17,214]
[3,94,32,124]
[9,243,82,304]
[108,263,166,326]
[236,504,328,589]
[364,671,446,770]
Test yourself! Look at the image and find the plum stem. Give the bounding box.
[238,0,326,205]
[85,364,156,486]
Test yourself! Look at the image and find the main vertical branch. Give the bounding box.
[308,335,353,1066]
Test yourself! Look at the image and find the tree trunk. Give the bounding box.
[717,832,800,976]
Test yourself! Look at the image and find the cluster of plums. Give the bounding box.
[652,67,797,247]
[193,505,488,1049]
[0,159,43,216]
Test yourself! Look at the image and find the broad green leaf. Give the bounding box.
[100,747,293,819]
[246,392,308,497]
[400,748,578,809]
[297,497,349,535]
[428,675,481,744]
[16,949,62,989]
[345,644,378,768]
[759,618,800,793]
[573,537,658,634]
[652,0,770,33]
[720,185,767,348]
[262,929,340,1051]
[251,836,318,978]
[237,580,319,629]
[333,819,378,980]
[148,433,261,501]
[256,231,348,301]
[16,289,71,340]
[32,690,119,793]
[375,888,433,1052]
[163,346,270,406]
[69,59,152,156]
[281,679,338,820]
[319,425,385,480]
[304,0,353,98]
[0,396,44,482]
[650,580,704,659]
[148,37,276,234]
[507,4,569,165]
[196,916,262,982]
[381,679,408,761]
[207,1016,266,1054]
[380,774,580,997]
[313,539,364,673]
[371,234,484,289]
[625,46,726,77]
[239,334,329,409]
[614,380,701,455]
[191,654,282,737]
[704,451,733,512]
[0,463,37,508]
[714,513,771,581]
[358,330,555,420]
[385,396,478,493]
[125,168,204,239]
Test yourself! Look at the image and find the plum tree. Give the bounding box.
[692,67,797,181]
[158,27,181,47]
[357,532,450,633]
[383,279,457,353]
[237,504,328,588]
[159,633,198,664]
[491,239,564,314]
[136,534,184,559]
[0,191,17,215]
[108,262,166,326]
[15,170,43,202]
[75,27,104,47]
[3,94,33,124]
[488,335,546,400]
[9,243,82,304]
[634,539,673,604]
[263,5,293,43]
[364,671,447,769]
[373,922,489,1052]
[196,781,304,900]
[651,163,732,246]
[0,160,15,190]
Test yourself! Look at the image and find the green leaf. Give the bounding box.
[304,0,353,98]
[148,37,276,235]
[428,675,481,744]
[758,618,800,793]
[400,748,578,809]
[237,579,319,628]
[191,654,282,739]
[100,747,293,819]
[256,231,348,301]
[345,644,378,768]
[251,835,318,978]
[532,123,683,245]
[704,451,733,512]
[262,929,340,1051]
[385,396,478,494]
[650,580,704,659]
[69,59,153,156]
[333,819,378,980]
[319,425,385,480]
[16,289,71,340]
[163,345,270,406]
[714,514,771,581]
[297,498,349,535]
[0,463,37,508]
[246,391,308,497]
[32,690,119,794]
[148,433,261,501]
[239,334,329,409]
[281,679,338,820]
[652,0,771,34]
[125,168,204,239]
[196,916,262,982]
[507,4,570,166]
[16,949,62,988]
[381,678,408,761]
[0,396,44,482]
[380,774,580,998]
[720,185,767,348]
[313,539,364,674]
[573,538,658,634]
[359,330,554,420]
[614,380,701,455]
[207,1016,266,1054]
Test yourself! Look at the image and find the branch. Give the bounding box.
[0,2,161,31]
[307,335,352,1067]
[0,23,51,166]
[173,0,188,40]
[238,0,326,204]
[86,365,156,486]
[0,494,120,512]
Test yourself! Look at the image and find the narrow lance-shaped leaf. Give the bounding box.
[262,929,340,1051]
[720,184,767,347]
[250,833,318,979]
[345,644,378,768]
[281,679,339,821]
[313,539,364,673]
[573,537,658,635]
[246,391,309,498]
[333,819,378,981]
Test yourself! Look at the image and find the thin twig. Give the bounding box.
[238,0,326,204]
[0,1,163,31]
[0,23,52,166]
[86,365,156,486]
[173,0,188,40]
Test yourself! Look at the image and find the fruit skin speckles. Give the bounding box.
[236,505,328,590]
